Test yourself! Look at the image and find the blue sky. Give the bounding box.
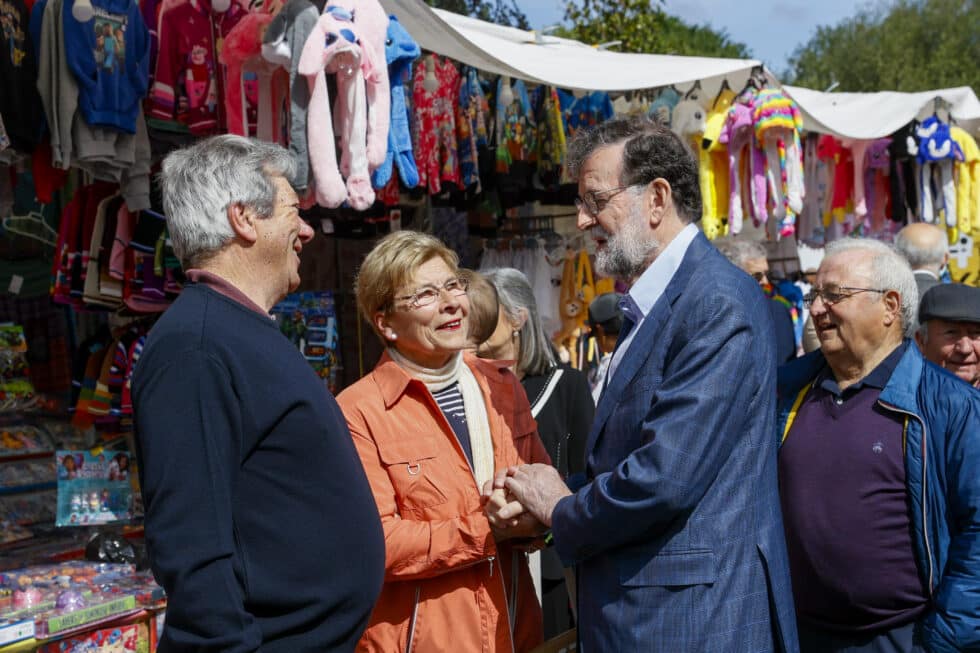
[520,0,863,75]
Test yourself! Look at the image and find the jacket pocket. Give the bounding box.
[618,548,717,587]
[377,441,449,514]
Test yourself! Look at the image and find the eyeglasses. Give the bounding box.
[393,276,469,309]
[802,284,887,308]
[750,271,768,283]
[574,184,641,218]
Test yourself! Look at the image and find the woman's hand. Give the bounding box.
[481,484,546,541]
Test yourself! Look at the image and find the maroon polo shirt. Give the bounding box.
[779,340,929,633]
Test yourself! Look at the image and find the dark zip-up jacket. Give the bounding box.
[777,345,980,652]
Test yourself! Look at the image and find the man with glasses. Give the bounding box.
[777,238,980,653]
[484,116,799,652]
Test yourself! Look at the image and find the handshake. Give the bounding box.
[479,463,574,543]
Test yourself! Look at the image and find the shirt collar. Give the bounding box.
[818,339,910,397]
[185,269,271,318]
[625,223,699,321]
[914,269,939,280]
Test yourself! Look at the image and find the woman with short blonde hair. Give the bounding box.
[339,231,549,652]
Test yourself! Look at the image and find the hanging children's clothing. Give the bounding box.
[63,0,150,134]
[0,0,44,152]
[456,67,488,192]
[412,54,460,194]
[534,86,566,191]
[150,0,253,135]
[888,121,919,223]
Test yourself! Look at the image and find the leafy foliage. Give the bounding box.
[787,0,980,93]
[425,0,530,29]
[557,0,751,58]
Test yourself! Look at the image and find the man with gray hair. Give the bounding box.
[714,237,797,364]
[485,115,799,652]
[132,135,384,652]
[777,237,980,653]
[894,223,949,300]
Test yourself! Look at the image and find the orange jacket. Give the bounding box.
[338,352,549,653]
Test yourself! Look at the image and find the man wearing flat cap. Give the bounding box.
[915,284,980,389]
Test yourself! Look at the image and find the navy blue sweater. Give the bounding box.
[133,284,384,652]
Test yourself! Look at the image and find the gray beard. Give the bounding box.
[593,211,659,281]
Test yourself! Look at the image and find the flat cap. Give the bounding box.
[919,283,980,324]
[588,292,624,328]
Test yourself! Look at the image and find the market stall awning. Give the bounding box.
[379,0,763,92]
[784,85,980,139]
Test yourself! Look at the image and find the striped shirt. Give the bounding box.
[431,383,473,467]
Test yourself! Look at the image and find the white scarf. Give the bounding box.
[387,349,495,490]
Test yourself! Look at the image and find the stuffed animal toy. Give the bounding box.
[670,99,706,142]
[718,101,767,234]
[221,11,289,142]
[297,5,373,209]
[917,116,964,227]
[371,15,419,189]
[752,88,804,238]
[327,0,390,171]
[698,88,735,239]
[951,126,980,236]
[261,0,321,190]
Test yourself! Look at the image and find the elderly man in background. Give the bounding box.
[715,237,798,364]
[895,222,949,299]
[915,283,980,389]
[133,135,384,652]
[487,116,799,652]
[777,238,980,653]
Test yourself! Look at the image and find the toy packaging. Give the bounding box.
[55,452,135,527]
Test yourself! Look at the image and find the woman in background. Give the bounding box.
[480,267,595,639]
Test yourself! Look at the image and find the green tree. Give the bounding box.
[787,0,979,93]
[558,0,751,58]
[425,0,529,29]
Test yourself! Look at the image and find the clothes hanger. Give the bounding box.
[2,211,57,247]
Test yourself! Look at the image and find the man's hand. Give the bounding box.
[491,464,572,528]
[481,483,547,542]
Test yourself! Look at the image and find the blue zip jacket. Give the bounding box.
[777,344,980,652]
[63,0,149,133]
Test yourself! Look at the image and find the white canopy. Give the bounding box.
[784,85,980,139]
[379,0,763,92]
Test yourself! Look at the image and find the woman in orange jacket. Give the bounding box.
[338,230,549,652]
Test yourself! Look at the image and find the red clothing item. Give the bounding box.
[412,56,461,195]
[149,0,254,134]
[817,135,854,219]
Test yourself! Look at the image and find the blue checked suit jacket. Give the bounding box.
[551,233,800,653]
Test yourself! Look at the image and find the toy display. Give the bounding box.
[272,291,341,392]
[0,561,164,642]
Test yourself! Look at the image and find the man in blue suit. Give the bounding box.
[487,116,799,652]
